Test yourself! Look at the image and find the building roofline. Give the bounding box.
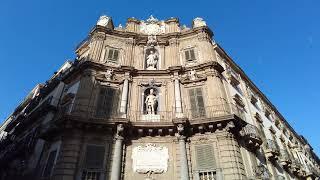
[214,43,319,159]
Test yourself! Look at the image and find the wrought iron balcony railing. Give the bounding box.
[59,102,246,124]
[279,149,292,167]
[241,124,262,149]
[264,139,280,160]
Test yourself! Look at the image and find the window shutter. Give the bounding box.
[84,145,105,169]
[107,49,114,60]
[195,144,216,170]
[190,49,196,60]
[96,87,119,118]
[113,50,119,61]
[112,89,120,115]
[43,150,57,177]
[96,87,107,117]
[196,88,206,117]
[185,50,190,61]
[189,89,197,118]
[189,88,206,118]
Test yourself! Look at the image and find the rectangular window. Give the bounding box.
[96,87,120,118]
[195,144,216,180]
[189,88,206,118]
[195,144,216,170]
[184,48,196,62]
[81,145,106,180]
[42,150,57,177]
[106,48,119,62]
[251,96,260,110]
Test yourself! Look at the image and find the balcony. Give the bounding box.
[241,124,262,150]
[0,131,36,164]
[264,139,280,161]
[279,149,292,168]
[184,103,246,122]
[290,159,302,174]
[57,102,246,128]
[5,96,59,132]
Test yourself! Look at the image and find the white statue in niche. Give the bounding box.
[145,89,158,114]
[146,50,158,70]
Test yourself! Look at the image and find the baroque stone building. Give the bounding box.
[0,15,319,180]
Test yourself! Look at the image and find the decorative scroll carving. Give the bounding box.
[91,33,105,41]
[132,143,169,174]
[193,17,207,28]
[140,15,166,35]
[95,70,122,84]
[96,15,111,27]
[147,35,157,47]
[105,69,114,80]
[139,79,162,87]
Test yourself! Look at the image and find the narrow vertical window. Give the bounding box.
[81,145,106,180]
[42,150,57,177]
[106,48,119,62]
[96,87,120,118]
[185,48,196,62]
[189,88,206,118]
[195,144,216,180]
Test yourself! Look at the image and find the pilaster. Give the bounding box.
[88,33,105,62]
[176,124,190,180]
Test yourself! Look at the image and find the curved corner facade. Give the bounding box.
[0,15,319,180]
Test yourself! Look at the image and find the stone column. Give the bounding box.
[173,72,183,117]
[120,73,130,115]
[177,124,189,180]
[110,124,124,180]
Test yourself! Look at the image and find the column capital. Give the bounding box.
[90,32,105,42]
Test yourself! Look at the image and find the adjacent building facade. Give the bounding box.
[0,15,319,180]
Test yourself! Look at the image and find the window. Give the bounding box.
[195,144,216,169]
[95,87,120,118]
[81,145,106,180]
[195,144,216,180]
[188,88,205,118]
[184,48,196,62]
[251,96,260,110]
[106,48,119,62]
[42,150,58,177]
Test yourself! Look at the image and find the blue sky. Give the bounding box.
[0,0,319,155]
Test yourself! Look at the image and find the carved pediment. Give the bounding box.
[180,69,207,84]
[95,70,123,84]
